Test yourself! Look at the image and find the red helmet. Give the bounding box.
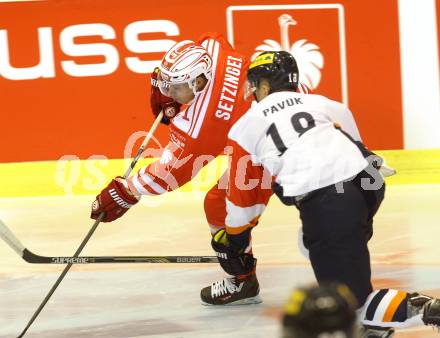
[158,40,212,96]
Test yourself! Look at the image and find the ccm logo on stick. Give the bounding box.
[0,20,180,80]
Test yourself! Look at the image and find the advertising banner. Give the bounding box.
[0,0,404,162]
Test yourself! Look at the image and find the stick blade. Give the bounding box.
[0,219,25,257]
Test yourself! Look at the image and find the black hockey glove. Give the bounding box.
[211,229,256,276]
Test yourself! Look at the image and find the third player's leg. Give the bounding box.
[299,180,373,306]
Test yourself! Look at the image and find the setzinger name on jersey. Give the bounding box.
[262,97,303,116]
[216,55,243,121]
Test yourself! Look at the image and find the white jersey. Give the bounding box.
[228,91,368,197]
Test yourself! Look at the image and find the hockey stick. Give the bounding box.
[16,112,167,338]
[0,219,218,264]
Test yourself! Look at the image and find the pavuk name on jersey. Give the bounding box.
[262,98,304,116]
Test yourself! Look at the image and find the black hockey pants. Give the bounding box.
[297,171,385,307]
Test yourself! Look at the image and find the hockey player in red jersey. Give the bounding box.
[202,51,440,337]
[90,33,252,225]
[90,32,266,291]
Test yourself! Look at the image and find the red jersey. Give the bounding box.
[128,33,251,196]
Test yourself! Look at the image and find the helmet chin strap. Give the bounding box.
[184,79,209,106]
[189,79,198,95]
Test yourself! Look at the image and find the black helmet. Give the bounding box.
[247,51,299,94]
[282,283,358,338]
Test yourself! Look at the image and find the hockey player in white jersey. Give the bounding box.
[201,51,440,338]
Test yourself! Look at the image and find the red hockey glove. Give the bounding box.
[91,177,139,223]
[150,67,181,125]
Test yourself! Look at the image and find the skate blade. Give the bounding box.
[379,165,396,177]
[201,295,263,306]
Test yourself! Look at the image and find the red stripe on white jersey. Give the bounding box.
[188,39,214,136]
[190,40,220,138]
[171,38,220,139]
[128,174,158,196]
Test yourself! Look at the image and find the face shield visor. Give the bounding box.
[157,72,198,104]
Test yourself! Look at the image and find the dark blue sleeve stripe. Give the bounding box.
[366,289,389,321]
[391,294,410,322]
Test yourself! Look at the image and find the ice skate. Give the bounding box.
[410,294,440,330]
[200,274,262,306]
